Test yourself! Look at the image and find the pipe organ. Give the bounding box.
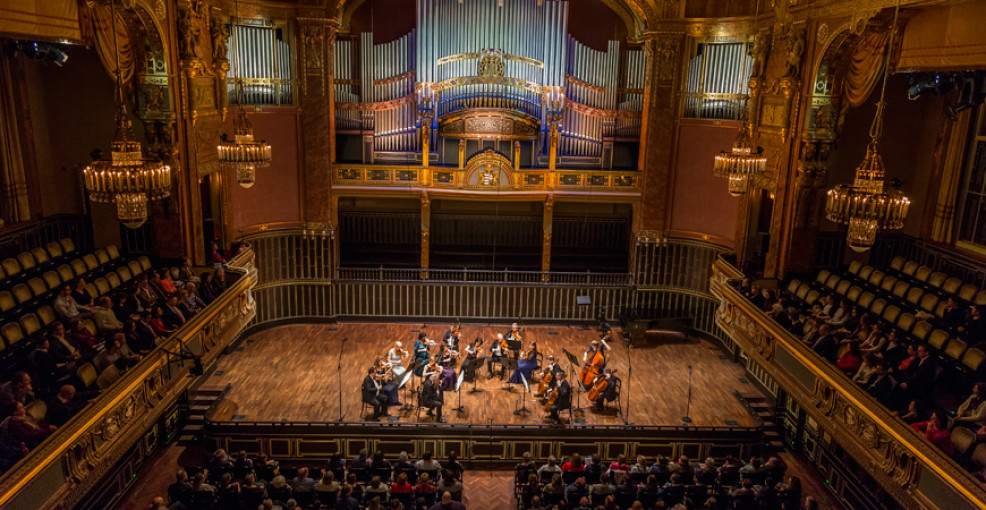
[333,0,644,169]
[229,21,293,105]
[683,41,752,120]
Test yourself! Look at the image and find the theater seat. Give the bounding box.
[958,284,977,302]
[962,348,985,374]
[890,256,905,271]
[70,259,87,276]
[0,292,15,313]
[914,266,932,282]
[1,258,21,279]
[952,427,977,457]
[56,264,74,283]
[42,271,61,290]
[19,313,41,337]
[94,248,110,265]
[31,247,50,266]
[27,277,47,296]
[927,330,949,351]
[16,252,36,272]
[911,321,933,341]
[82,254,99,271]
[59,237,76,254]
[927,272,947,288]
[36,306,56,326]
[1,323,25,348]
[848,261,863,275]
[106,245,120,260]
[76,363,98,389]
[942,277,962,294]
[11,284,32,304]
[45,241,63,259]
[902,261,919,276]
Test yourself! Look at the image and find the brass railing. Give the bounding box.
[332,164,640,193]
[711,255,986,510]
[0,248,258,510]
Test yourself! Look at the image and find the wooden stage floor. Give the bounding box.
[206,323,760,428]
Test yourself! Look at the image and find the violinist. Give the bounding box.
[373,357,401,406]
[443,324,462,352]
[487,333,509,380]
[413,332,435,376]
[437,343,456,367]
[508,340,539,384]
[589,368,618,410]
[506,323,523,344]
[386,341,409,380]
[462,338,484,381]
[545,371,571,425]
[362,367,389,419]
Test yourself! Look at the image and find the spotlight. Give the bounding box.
[907,73,943,100]
[946,73,986,121]
[18,41,69,66]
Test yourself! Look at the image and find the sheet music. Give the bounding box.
[454,370,466,391]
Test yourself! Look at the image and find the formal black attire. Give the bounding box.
[422,377,444,421]
[362,375,389,418]
[549,380,572,422]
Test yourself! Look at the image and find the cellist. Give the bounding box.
[535,355,564,398]
[588,368,618,410]
[579,336,611,388]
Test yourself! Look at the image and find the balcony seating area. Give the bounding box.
[741,254,986,481]
[0,236,223,475]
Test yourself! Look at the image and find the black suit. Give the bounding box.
[811,334,839,362]
[422,377,444,421]
[162,305,186,330]
[46,394,89,426]
[549,380,572,421]
[903,357,937,400]
[362,375,388,418]
[865,374,896,405]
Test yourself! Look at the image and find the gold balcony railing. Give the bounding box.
[0,248,258,510]
[710,256,986,510]
[332,164,640,194]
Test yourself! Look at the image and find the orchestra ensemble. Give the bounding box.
[361,324,619,425]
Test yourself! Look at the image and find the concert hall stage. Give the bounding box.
[198,323,767,464]
[203,322,761,427]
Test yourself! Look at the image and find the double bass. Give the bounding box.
[580,345,606,388]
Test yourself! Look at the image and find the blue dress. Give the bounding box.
[509,349,539,385]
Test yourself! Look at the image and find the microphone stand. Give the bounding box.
[337,337,347,422]
[682,364,693,425]
[624,338,631,426]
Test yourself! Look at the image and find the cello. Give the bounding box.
[536,369,554,395]
[580,344,606,388]
[586,370,616,403]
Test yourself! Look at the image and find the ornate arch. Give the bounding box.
[463,149,516,189]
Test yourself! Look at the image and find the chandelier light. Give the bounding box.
[824,0,908,252]
[83,0,170,229]
[219,0,272,188]
[713,122,766,196]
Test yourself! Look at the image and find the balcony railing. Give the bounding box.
[335,266,633,286]
[0,248,258,510]
[710,256,986,510]
[332,164,640,193]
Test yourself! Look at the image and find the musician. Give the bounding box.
[387,341,409,380]
[442,324,461,352]
[486,333,508,380]
[535,355,565,397]
[413,332,434,376]
[506,323,523,343]
[373,357,401,407]
[437,344,456,367]
[462,338,483,381]
[362,368,389,419]
[421,373,445,423]
[590,368,618,410]
[508,340,539,384]
[547,372,572,425]
[582,337,611,366]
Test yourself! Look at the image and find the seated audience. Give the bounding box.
[954,383,986,428]
[91,296,123,332]
[0,402,55,448]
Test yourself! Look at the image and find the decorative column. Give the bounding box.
[298,17,337,224]
[636,31,683,234]
[513,141,521,170]
[458,139,466,168]
[543,86,565,170]
[541,195,554,281]
[420,192,431,279]
[417,82,436,167]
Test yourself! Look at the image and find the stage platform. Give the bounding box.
[203,322,761,428]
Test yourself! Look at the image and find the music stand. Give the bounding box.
[399,362,418,412]
[500,358,519,391]
[506,339,522,356]
[513,372,531,415]
[451,370,467,413]
[468,361,483,394]
[562,349,587,417]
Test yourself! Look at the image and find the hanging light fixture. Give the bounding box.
[824,0,909,252]
[713,0,766,197]
[713,122,766,196]
[83,0,171,229]
[218,0,272,188]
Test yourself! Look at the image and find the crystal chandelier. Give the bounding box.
[82,0,170,229]
[713,122,766,196]
[824,0,909,252]
[219,1,272,188]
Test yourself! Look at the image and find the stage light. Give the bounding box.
[18,41,69,66]
[907,73,943,100]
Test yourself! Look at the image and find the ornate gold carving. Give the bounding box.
[567,100,642,120]
[437,51,543,69]
[303,24,324,71]
[373,69,415,87]
[177,4,203,60]
[209,15,229,62]
[436,75,542,94]
[477,50,505,78]
[335,93,416,111]
[439,109,539,140]
[464,149,513,188]
[654,36,680,85]
[566,74,605,94]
